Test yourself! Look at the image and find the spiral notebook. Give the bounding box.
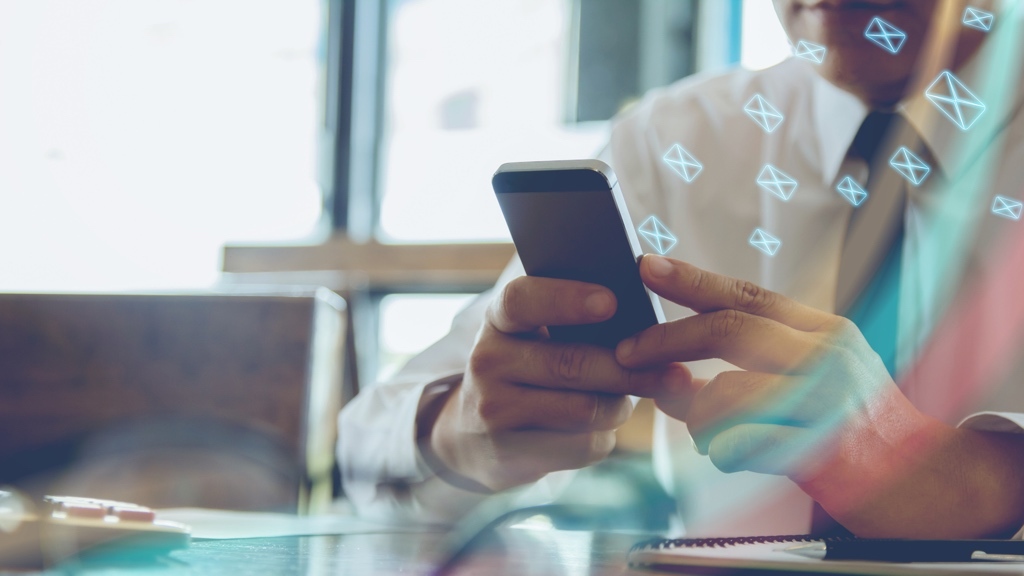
[628,534,1024,575]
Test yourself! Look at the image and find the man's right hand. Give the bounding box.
[424,276,693,492]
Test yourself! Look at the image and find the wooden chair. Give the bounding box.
[0,289,348,513]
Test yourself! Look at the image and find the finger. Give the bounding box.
[485,334,693,397]
[487,276,616,334]
[617,309,819,373]
[707,423,824,477]
[686,372,815,454]
[640,255,830,332]
[491,430,617,486]
[654,377,708,422]
[478,385,634,433]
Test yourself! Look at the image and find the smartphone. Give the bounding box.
[492,159,665,348]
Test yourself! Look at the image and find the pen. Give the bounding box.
[785,540,1024,563]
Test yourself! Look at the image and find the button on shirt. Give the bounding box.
[339,16,1024,535]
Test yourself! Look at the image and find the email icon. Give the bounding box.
[836,176,868,207]
[889,147,931,186]
[744,94,784,133]
[864,17,907,54]
[663,143,703,183]
[756,164,798,201]
[963,7,994,32]
[638,215,678,255]
[992,196,1023,221]
[925,70,986,131]
[793,40,826,64]
[749,228,781,257]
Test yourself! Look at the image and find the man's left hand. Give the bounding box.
[615,254,1024,538]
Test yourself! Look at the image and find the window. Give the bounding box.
[376,0,608,243]
[0,0,323,291]
[377,293,475,382]
[740,0,791,71]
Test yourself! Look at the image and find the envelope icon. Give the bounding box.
[793,40,826,64]
[992,196,1023,221]
[638,215,678,255]
[889,147,931,186]
[865,17,907,54]
[963,7,994,32]
[925,70,986,131]
[757,164,798,201]
[663,143,703,183]
[836,176,868,207]
[744,94,784,133]
[749,228,781,257]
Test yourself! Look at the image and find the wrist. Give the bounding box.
[416,381,494,494]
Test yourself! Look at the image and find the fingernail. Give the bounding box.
[585,292,612,317]
[617,338,635,360]
[647,255,672,278]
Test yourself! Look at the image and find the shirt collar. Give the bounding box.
[813,70,869,185]
[813,6,1024,183]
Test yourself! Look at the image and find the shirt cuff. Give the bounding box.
[958,412,1024,540]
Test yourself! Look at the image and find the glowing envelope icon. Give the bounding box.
[749,228,781,257]
[744,94,785,133]
[662,143,703,183]
[865,17,907,54]
[925,71,986,131]
[638,215,678,255]
[889,147,931,186]
[992,196,1023,221]
[756,164,798,201]
[836,176,868,207]
[793,40,826,64]
[963,7,994,31]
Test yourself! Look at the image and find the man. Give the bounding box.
[340,0,1024,538]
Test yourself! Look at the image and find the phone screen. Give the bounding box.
[494,166,661,348]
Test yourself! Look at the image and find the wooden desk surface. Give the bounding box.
[54,529,666,575]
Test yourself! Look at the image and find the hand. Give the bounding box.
[426,276,692,492]
[616,255,1024,538]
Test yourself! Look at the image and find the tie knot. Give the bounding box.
[850,111,902,164]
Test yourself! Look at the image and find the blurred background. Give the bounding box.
[0,0,790,383]
[0,0,790,514]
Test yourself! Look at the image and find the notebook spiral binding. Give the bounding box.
[630,534,858,553]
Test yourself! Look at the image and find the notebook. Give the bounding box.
[628,535,1024,575]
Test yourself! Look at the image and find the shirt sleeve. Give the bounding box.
[337,255,577,524]
[958,412,1024,540]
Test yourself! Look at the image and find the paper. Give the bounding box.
[157,508,435,540]
[629,540,1024,576]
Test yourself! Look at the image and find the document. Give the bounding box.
[158,508,435,540]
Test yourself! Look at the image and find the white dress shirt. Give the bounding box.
[339,11,1024,535]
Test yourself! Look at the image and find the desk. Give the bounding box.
[59,529,658,575]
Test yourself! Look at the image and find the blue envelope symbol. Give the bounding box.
[889,147,931,186]
[963,7,994,31]
[793,40,826,64]
[836,176,868,207]
[744,94,784,133]
[992,196,1023,221]
[638,215,678,255]
[925,71,986,131]
[865,17,907,54]
[749,228,781,257]
[756,164,798,201]
[662,143,703,183]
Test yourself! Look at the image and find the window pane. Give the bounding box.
[0,0,323,291]
[741,0,790,71]
[377,294,475,382]
[378,0,608,243]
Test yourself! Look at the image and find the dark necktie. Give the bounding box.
[810,111,930,536]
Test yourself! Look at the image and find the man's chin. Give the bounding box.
[816,53,915,107]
